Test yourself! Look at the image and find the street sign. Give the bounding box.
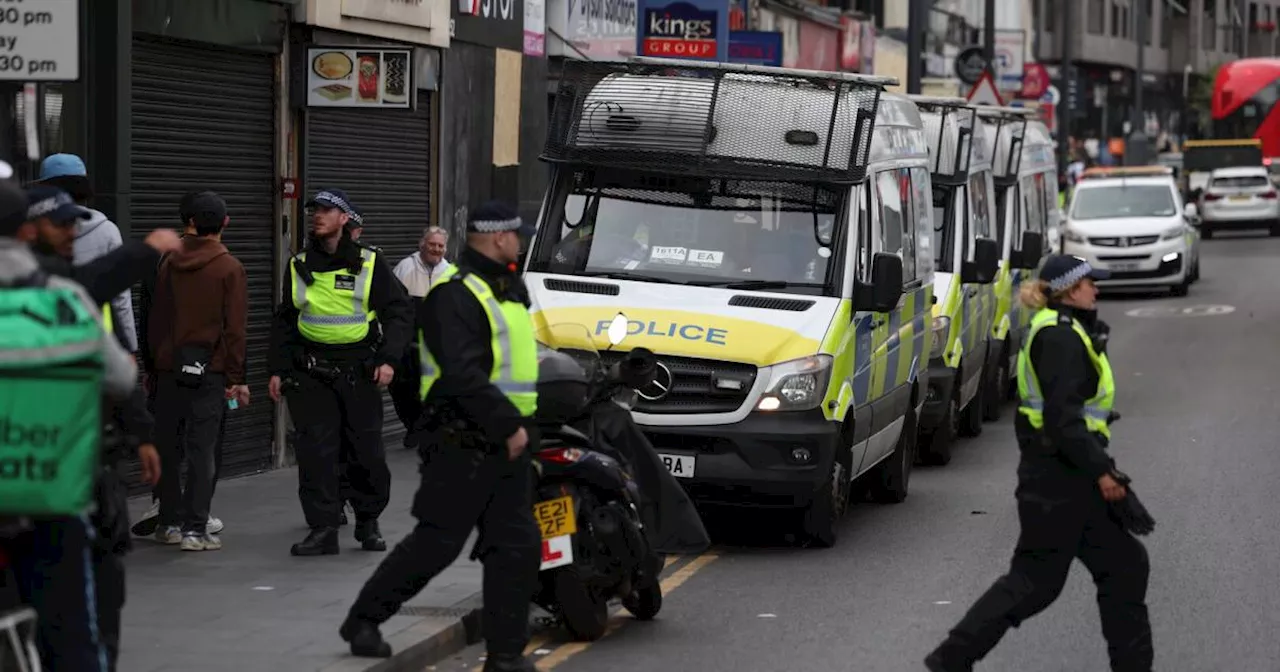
[955,46,987,86]
[966,71,1004,106]
[1020,62,1050,99]
[0,1,80,81]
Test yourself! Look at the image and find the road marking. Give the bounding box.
[1124,304,1235,318]
[534,552,721,671]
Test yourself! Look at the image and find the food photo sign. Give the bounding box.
[306,47,414,109]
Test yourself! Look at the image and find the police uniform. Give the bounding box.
[926,256,1153,672]
[338,232,384,526]
[267,188,412,556]
[340,202,541,672]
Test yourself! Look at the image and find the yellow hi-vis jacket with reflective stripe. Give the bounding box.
[1016,308,1116,440]
[417,266,538,417]
[289,248,379,345]
[101,303,113,335]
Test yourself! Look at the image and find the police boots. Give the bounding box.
[354,519,387,552]
[291,527,339,556]
[339,617,391,658]
[482,653,537,672]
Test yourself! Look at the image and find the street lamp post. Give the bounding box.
[1125,0,1151,166]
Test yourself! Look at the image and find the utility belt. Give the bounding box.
[415,403,497,456]
[292,351,374,386]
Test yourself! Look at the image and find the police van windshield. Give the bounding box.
[528,170,841,297]
[1071,185,1177,220]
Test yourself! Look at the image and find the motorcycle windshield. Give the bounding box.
[534,322,601,370]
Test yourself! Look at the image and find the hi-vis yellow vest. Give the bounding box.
[417,266,538,417]
[289,248,378,345]
[1016,308,1116,439]
[101,303,113,335]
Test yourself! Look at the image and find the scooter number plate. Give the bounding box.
[533,496,577,539]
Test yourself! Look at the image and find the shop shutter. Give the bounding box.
[130,36,278,484]
[304,94,433,446]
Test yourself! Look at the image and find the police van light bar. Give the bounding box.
[1080,166,1174,180]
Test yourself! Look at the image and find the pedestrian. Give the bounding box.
[146,191,248,551]
[268,188,412,556]
[392,226,452,297]
[32,153,139,354]
[1,180,162,671]
[339,201,540,672]
[925,255,1153,672]
[132,192,227,537]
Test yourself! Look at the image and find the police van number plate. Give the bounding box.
[659,453,696,479]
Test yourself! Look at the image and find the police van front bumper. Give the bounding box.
[639,409,840,509]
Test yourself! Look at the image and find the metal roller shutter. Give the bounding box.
[304,94,433,446]
[130,36,278,483]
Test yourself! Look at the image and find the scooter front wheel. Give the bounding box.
[622,582,663,621]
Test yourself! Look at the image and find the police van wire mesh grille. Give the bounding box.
[989,115,1028,180]
[544,60,884,185]
[916,102,975,182]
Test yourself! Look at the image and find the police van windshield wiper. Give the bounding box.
[695,280,824,290]
[579,271,687,285]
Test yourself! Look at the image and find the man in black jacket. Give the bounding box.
[339,202,540,672]
[267,188,412,556]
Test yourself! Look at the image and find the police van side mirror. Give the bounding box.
[1013,231,1044,269]
[854,252,904,313]
[962,237,999,284]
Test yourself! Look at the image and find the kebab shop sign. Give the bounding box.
[637,0,728,61]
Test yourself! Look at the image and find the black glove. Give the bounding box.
[1107,469,1156,536]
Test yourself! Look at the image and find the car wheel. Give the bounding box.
[869,404,917,504]
[801,429,853,548]
[1171,277,1190,297]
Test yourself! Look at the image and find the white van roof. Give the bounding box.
[868,92,931,167]
[908,95,978,180]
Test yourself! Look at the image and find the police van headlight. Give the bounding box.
[930,315,951,360]
[1061,226,1086,244]
[756,354,833,412]
[1160,226,1184,241]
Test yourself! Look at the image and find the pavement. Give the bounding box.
[118,447,485,672]
[428,232,1280,671]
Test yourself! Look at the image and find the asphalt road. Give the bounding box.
[431,231,1280,672]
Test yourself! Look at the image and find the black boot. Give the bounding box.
[339,617,392,658]
[354,519,387,552]
[290,527,339,556]
[924,644,975,672]
[482,653,537,672]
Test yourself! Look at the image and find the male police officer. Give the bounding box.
[339,202,540,672]
[267,188,412,556]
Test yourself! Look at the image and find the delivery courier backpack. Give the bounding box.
[0,270,103,516]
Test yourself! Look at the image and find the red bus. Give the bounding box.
[1211,58,1280,158]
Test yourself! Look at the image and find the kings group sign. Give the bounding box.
[637,0,728,61]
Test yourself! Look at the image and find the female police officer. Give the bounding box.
[925,255,1153,672]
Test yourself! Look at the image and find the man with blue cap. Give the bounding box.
[267,188,412,557]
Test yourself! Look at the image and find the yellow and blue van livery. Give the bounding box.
[908,96,1001,466]
[524,57,934,548]
[974,106,1054,404]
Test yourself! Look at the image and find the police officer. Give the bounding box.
[267,188,412,556]
[925,255,1153,672]
[339,214,382,526]
[339,201,540,672]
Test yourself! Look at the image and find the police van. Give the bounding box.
[523,57,934,547]
[974,106,1053,403]
[907,97,999,466]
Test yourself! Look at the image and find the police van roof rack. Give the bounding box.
[542,57,897,186]
[908,95,976,187]
[974,106,1030,188]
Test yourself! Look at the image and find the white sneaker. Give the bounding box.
[180,532,222,552]
[155,525,182,545]
[207,516,224,535]
[131,500,161,537]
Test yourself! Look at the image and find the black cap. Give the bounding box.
[466,200,535,236]
[25,185,92,226]
[188,191,228,230]
[0,179,27,235]
[1038,254,1111,293]
[306,188,363,226]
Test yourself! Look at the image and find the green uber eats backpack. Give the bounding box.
[0,273,103,517]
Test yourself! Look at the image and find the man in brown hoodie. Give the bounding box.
[147,191,249,552]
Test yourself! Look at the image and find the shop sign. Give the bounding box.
[795,18,838,72]
[453,0,525,50]
[0,0,80,81]
[525,0,546,55]
[340,0,433,29]
[728,31,782,66]
[548,0,636,61]
[839,15,860,72]
[306,47,414,109]
[636,0,728,61]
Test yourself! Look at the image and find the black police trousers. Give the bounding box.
[346,440,541,656]
[929,481,1153,671]
[286,365,391,529]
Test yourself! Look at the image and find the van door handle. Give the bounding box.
[964,286,979,298]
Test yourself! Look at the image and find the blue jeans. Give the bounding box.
[9,515,111,671]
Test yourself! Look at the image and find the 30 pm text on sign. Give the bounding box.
[0,0,80,82]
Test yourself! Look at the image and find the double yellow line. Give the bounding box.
[470,552,721,672]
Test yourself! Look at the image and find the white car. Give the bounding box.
[1198,165,1280,238]
[1059,167,1201,296]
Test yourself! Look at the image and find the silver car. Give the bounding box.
[1198,166,1280,238]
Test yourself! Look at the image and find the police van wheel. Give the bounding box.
[869,406,916,504]
[958,380,985,438]
[918,391,958,466]
[802,432,853,548]
[982,356,1006,422]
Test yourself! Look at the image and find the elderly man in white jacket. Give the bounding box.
[392,226,453,297]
